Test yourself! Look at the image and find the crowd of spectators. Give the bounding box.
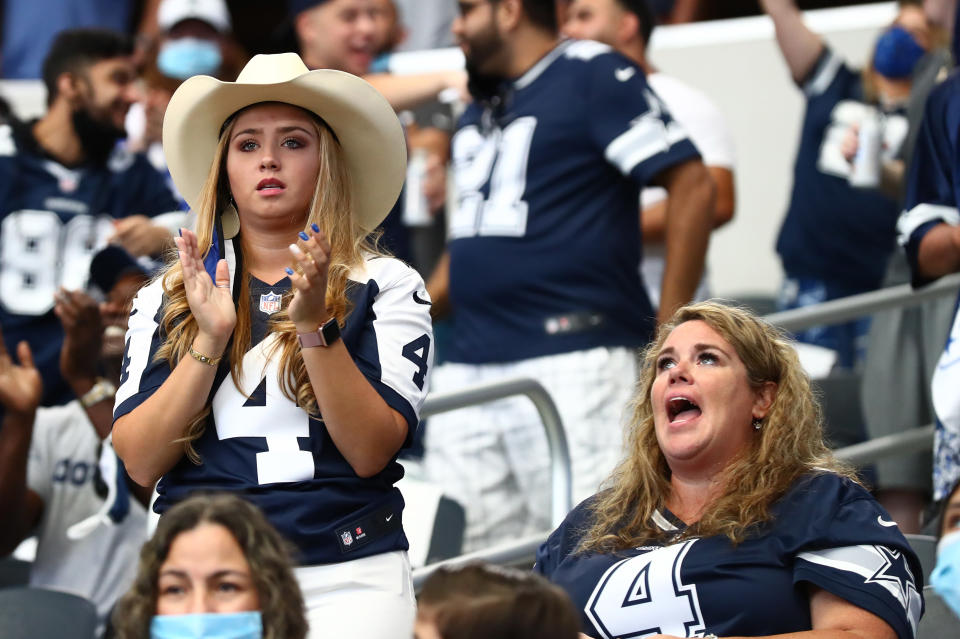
[1,0,960,637]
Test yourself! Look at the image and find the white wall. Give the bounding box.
[648,2,897,298]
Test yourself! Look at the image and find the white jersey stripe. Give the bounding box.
[896,203,960,246]
[605,121,688,176]
[804,50,843,97]
[114,277,165,410]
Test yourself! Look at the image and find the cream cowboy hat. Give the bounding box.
[162,52,406,233]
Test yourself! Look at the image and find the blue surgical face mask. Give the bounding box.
[157,37,223,80]
[150,611,262,639]
[931,530,960,620]
[872,25,926,79]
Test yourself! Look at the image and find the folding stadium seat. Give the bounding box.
[0,587,97,639]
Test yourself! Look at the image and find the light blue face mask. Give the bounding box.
[150,611,262,639]
[157,37,223,80]
[931,530,960,620]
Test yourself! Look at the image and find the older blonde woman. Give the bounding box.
[536,302,923,639]
[111,53,433,638]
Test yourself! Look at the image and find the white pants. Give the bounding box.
[424,346,637,552]
[295,550,415,639]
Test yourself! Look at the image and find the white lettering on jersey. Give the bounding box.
[585,539,706,639]
[0,210,114,314]
[816,101,908,179]
[212,334,314,485]
[450,117,538,239]
[0,125,14,156]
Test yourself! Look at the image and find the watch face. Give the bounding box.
[320,318,341,345]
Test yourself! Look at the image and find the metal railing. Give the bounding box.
[412,277,959,588]
[420,377,573,527]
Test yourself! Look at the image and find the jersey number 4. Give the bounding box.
[449,117,538,239]
[585,540,706,639]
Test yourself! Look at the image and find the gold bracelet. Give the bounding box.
[188,345,222,366]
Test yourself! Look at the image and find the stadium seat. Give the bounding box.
[397,476,466,567]
[812,371,867,449]
[0,557,31,589]
[904,534,937,581]
[917,586,958,638]
[0,587,97,639]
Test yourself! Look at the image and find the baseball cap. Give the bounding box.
[158,0,232,33]
[89,246,151,295]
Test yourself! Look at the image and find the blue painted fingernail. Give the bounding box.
[285,267,294,275]
[311,223,320,233]
[298,231,309,241]
[178,228,183,237]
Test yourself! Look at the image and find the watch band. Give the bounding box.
[80,378,117,409]
[298,317,340,348]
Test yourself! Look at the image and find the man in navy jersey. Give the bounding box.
[424,0,714,551]
[0,29,181,408]
[896,69,960,503]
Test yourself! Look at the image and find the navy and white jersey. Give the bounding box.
[896,70,960,288]
[0,121,179,405]
[447,40,700,364]
[536,473,923,639]
[114,239,433,565]
[776,48,907,291]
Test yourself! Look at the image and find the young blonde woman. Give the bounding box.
[536,302,924,639]
[111,53,433,638]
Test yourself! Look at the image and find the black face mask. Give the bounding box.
[71,105,126,166]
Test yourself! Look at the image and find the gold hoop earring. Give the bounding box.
[221,202,240,239]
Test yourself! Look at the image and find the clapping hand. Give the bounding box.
[286,224,333,332]
[0,325,42,417]
[174,228,236,352]
[54,288,102,386]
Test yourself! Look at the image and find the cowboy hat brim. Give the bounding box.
[162,53,406,232]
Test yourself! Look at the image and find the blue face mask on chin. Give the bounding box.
[150,611,263,639]
[931,530,960,620]
[157,37,223,80]
[872,25,926,80]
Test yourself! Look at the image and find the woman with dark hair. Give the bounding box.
[111,52,433,638]
[112,493,307,639]
[417,562,580,639]
[536,301,924,639]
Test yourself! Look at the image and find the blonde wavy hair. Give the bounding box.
[155,102,385,462]
[111,493,307,639]
[578,301,856,553]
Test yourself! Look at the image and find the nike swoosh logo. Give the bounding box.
[385,514,394,522]
[412,291,431,305]
[615,67,636,82]
[877,516,897,527]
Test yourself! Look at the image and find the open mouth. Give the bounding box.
[666,396,702,423]
[257,178,286,192]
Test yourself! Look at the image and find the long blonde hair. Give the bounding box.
[156,102,385,462]
[578,302,855,553]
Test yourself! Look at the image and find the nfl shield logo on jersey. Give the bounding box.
[340,530,353,546]
[259,292,282,315]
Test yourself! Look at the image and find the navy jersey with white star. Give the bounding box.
[776,49,907,291]
[535,473,923,639]
[446,40,700,364]
[113,238,433,565]
[0,121,179,405]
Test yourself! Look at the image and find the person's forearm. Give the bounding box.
[641,200,669,243]
[0,411,35,554]
[364,72,457,112]
[916,222,960,281]
[112,334,224,486]
[760,0,825,84]
[299,340,407,478]
[426,251,451,320]
[658,163,715,323]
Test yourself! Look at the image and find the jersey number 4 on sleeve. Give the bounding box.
[449,117,538,239]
